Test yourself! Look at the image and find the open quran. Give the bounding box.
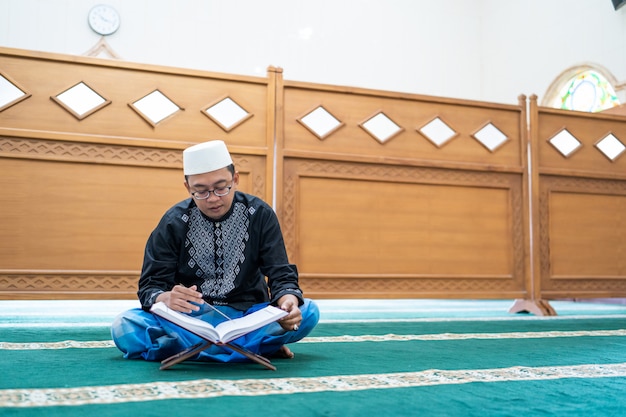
[150,302,287,370]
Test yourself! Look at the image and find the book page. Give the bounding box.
[150,302,288,343]
[213,306,288,342]
[151,302,220,342]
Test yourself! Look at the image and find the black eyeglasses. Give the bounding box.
[191,185,232,200]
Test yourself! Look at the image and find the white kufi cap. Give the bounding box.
[183,140,233,175]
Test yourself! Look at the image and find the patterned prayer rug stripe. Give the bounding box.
[0,340,115,350]
[322,314,626,323]
[2,328,626,350]
[301,329,626,343]
[2,362,626,407]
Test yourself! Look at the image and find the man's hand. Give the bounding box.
[156,284,204,313]
[277,294,302,331]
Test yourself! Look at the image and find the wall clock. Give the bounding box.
[88,4,121,36]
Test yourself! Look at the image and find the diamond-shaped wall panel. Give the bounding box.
[51,82,110,120]
[472,123,509,152]
[130,90,182,127]
[297,106,343,140]
[548,129,582,158]
[202,97,252,132]
[0,72,31,112]
[418,117,457,147]
[359,112,403,144]
[595,133,625,162]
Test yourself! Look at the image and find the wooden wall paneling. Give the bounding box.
[0,48,271,299]
[0,47,270,150]
[283,159,527,299]
[538,176,626,299]
[282,81,525,171]
[8,46,626,306]
[0,138,266,299]
[278,82,530,300]
[536,107,626,180]
[533,96,626,301]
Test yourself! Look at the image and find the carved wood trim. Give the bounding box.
[0,136,182,168]
[0,271,138,299]
[299,276,527,298]
[0,137,261,183]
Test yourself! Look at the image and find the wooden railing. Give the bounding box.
[1,47,625,314]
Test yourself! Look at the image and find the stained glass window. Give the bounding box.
[557,70,620,112]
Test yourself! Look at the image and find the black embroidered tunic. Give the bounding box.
[138,192,303,311]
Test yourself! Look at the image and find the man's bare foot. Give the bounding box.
[271,345,295,359]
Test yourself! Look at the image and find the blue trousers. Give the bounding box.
[111,299,319,363]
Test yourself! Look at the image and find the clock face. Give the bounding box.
[88,5,120,36]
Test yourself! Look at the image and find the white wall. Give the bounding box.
[1,0,625,105]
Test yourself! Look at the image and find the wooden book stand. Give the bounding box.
[160,340,276,371]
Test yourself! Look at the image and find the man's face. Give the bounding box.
[184,167,239,220]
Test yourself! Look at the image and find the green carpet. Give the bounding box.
[2,300,626,416]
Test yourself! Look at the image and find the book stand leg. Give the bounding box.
[160,341,276,371]
[160,341,211,370]
[223,342,276,371]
